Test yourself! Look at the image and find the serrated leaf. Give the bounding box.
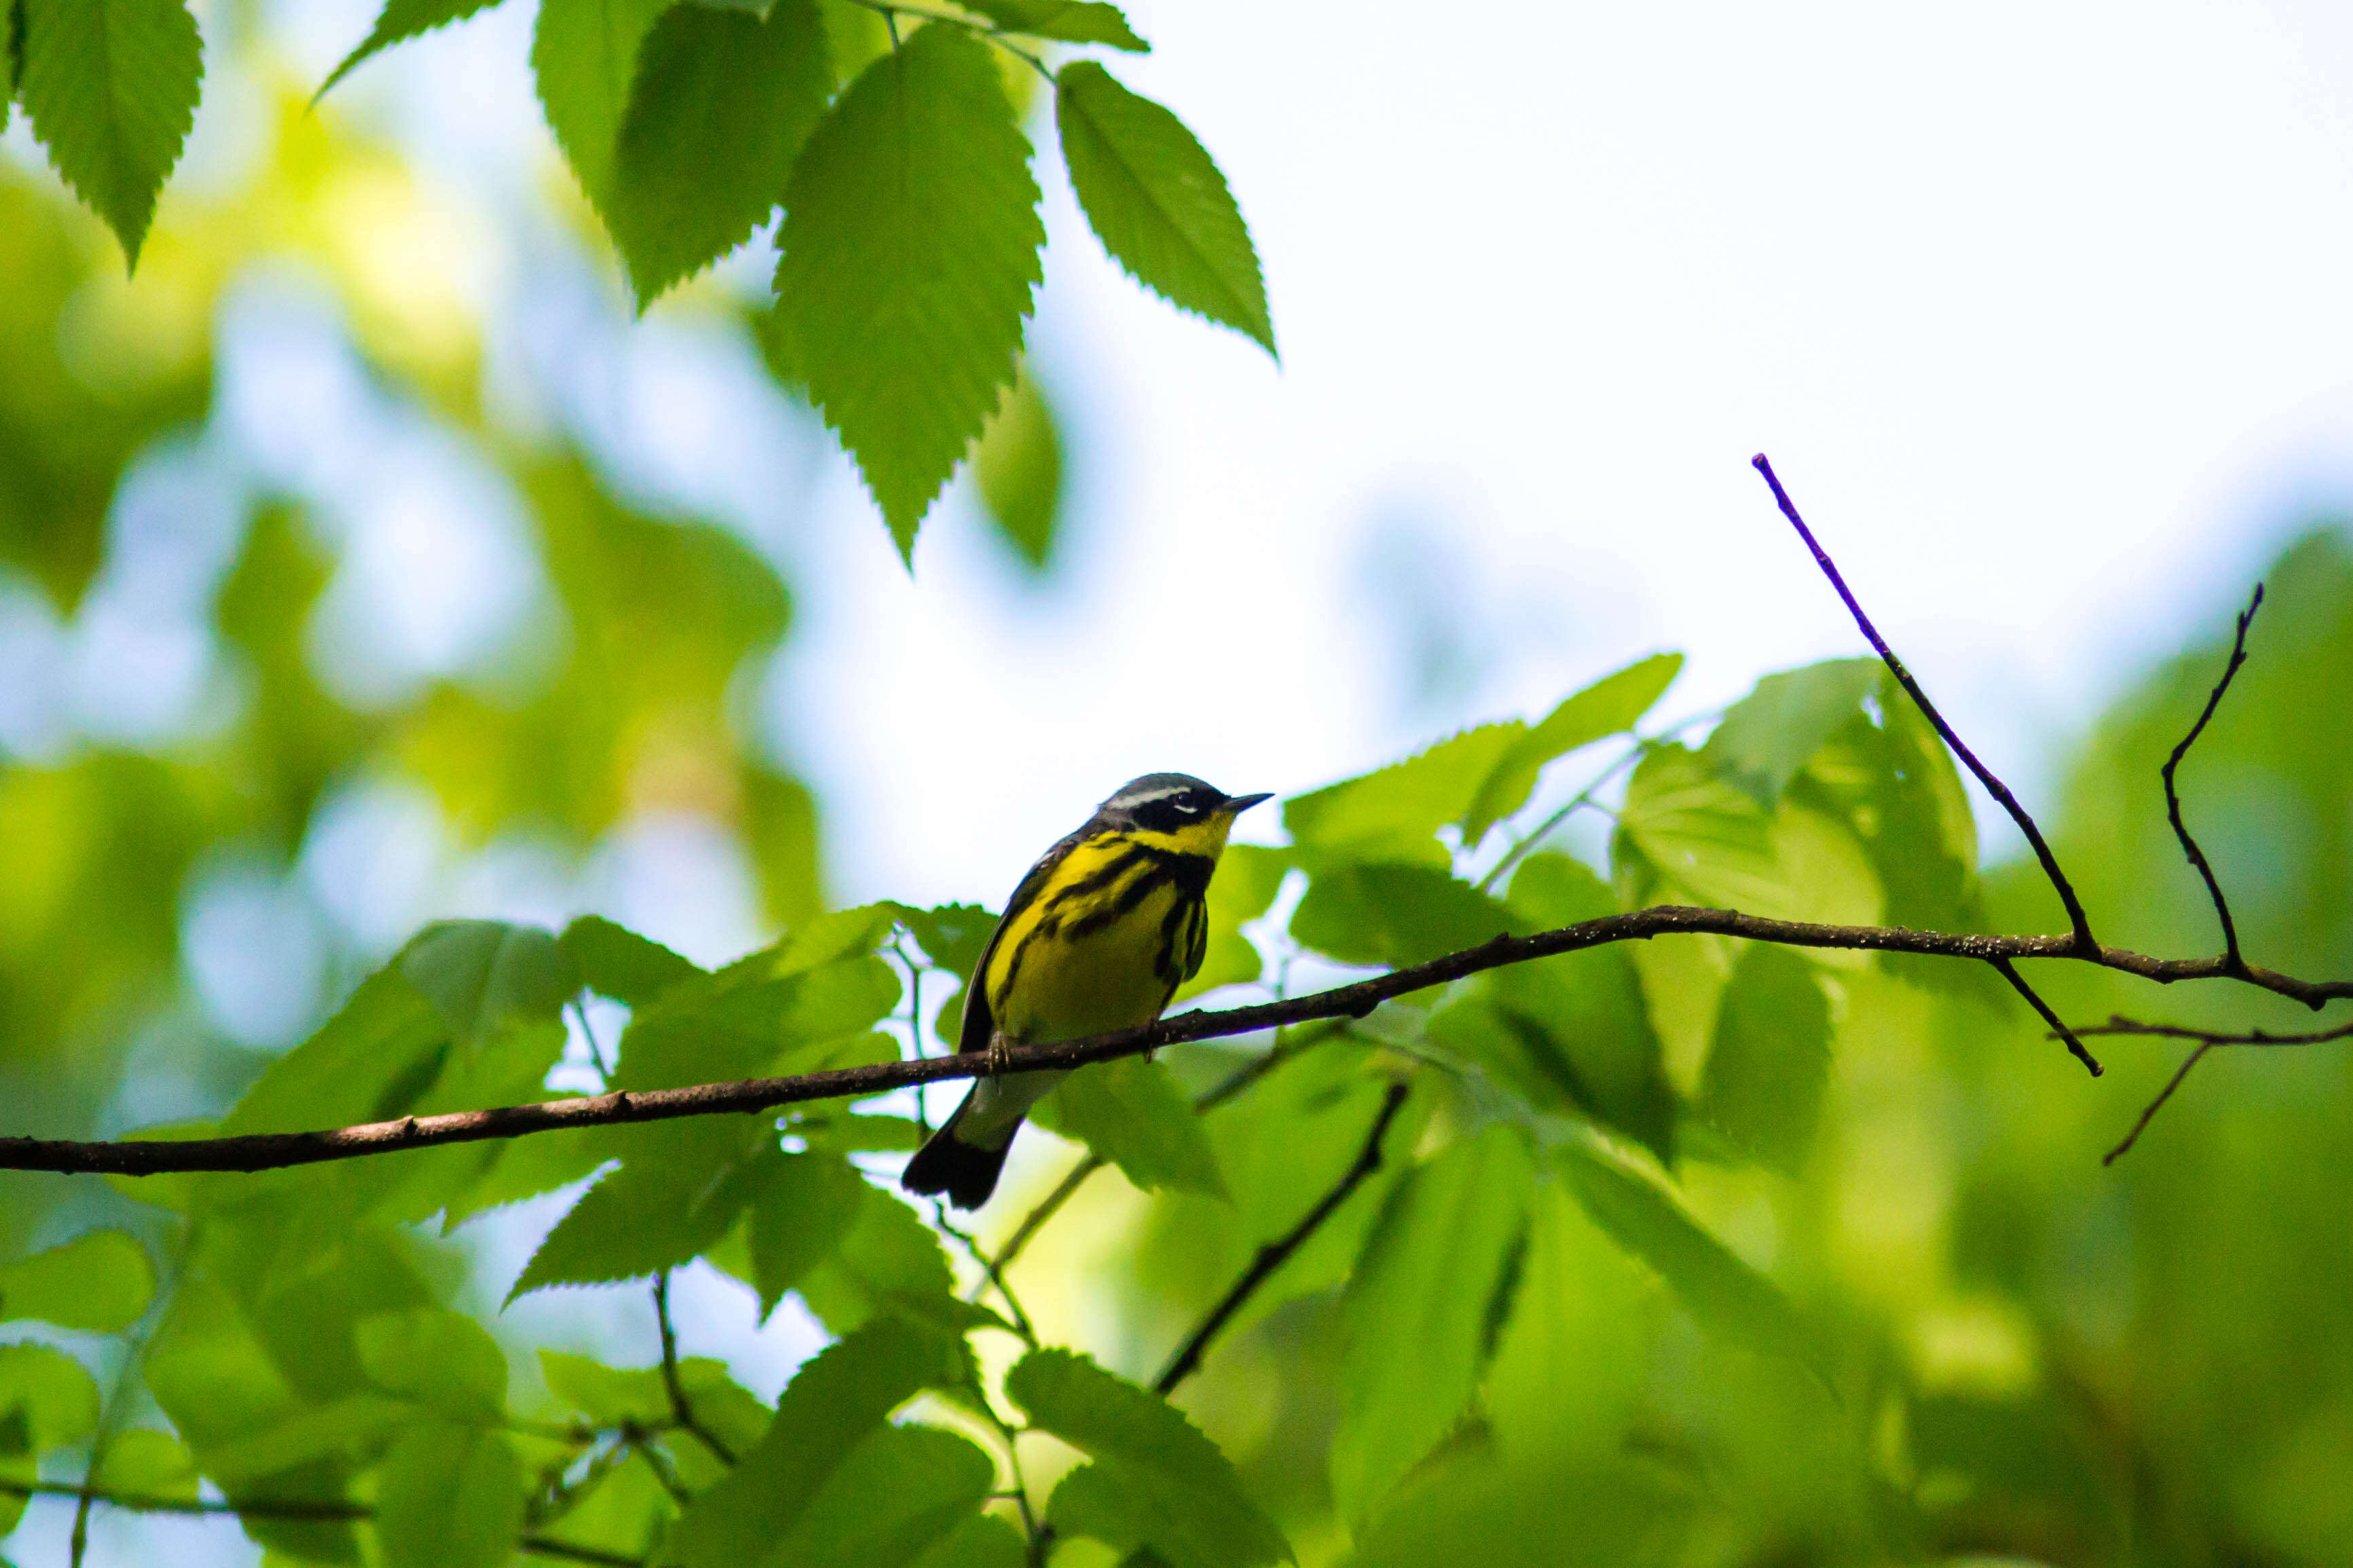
[1007,1349,1291,1568]
[890,901,999,987]
[1284,723,1525,866]
[1552,1132,1821,1375]
[1290,861,1518,969]
[1700,944,1831,1174]
[0,1229,153,1332]
[1033,1056,1227,1198]
[316,0,501,100]
[1612,743,1781,913]
[774,22,1043,562]
[1462,653,1684,844]
[561,915,702,1005]
[1331,1127,1530,1525]
[1700,658,1880,810]
[533,0,675,208]
[662,1318,966,1567]
[396,920,578,1051]
[771,1422,996,1568]
[741,1149,868,1317]
[961,0,1144,50]
[223,969,449,1135]
[354,1308,508,1425]
[1056,60,1270,354]
[507,1120,763,1301]
[375,1420,525,1568]
[608,0,828,306]
[795,1182,1001,1337]
[973,369,1063,569]
[16,0,202,265]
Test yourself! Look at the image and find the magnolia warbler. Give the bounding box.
[902,773,1272,1208]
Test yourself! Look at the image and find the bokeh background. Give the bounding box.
[4,0,2352,1561]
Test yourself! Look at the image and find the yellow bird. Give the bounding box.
[902,773,1272,1208]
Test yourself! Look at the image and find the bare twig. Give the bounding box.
[2102,1043,2217,1165]
[976,1153,1104,1290]
[1751,454,2098,954]
[1155,1081,1411,1394]
[652,1273,736,1467]
[934,1201,1039,1345]
[4,906,2345,1178]
[2052,1013,2353,1163]
[2162,584,2264,971]
[1990,957,2101,1075]
[572,998,612,1083]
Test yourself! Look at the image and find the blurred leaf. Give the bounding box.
[318,0,500,98]
[1034,1056,1227,1198]
[0,1343,100,1452]
[532,0,674,208]
[1699,658,1879,810]
[1612,743,1781,913]
[1284,724,1522,866]
[508,1119,766,1300]
[963,0,1144,50]
[1352,1438,1693,1568]
[1174,843,1287,1001]
[608,0,829,305]
[375,1419,525,1568]
[1332,1126,1530,1525]
[741,1148,868,1318]
[396,920,578,1052]
[663,1317,967,1567]
[773,22,1043,562]
[891,902,999,987]
[1485,1179,1658,1468]
[1056,60,1270,354]
[354,1307,508,1425]
[909,1515,1027,1568]
[1552,1134,1819,1373]
[974,369,1064,568]
[91,1427,198,1501]
[223,969,449,1135]
[0,1228,152,1330]
[745,770,827,930]
[1463,653,1684,844]
[16,0,201,263]
[1700,944,1831,1174]
[1008,1349,1290,1568]
[1291,862,1517,969]
[561,916,701,1006]
[771,1421,996,1567]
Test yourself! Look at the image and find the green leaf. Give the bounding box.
[1284,724,1525,865]
[1331,1127,1530,1525]
[891,901,999,987]
[1174,843,1287,1002]
[1552,1132,1820,1373]
[1700,658,1880,809]
[0,1343,100,1452]
[507,1120,764,1301]
[1290,862,1518,969]
[1007,1349,1291,1568]
[0,1229,153,1331]
[741,1148,868,1317]
[374,1419,525,1568]
[1033,1056,1227,1198]
[316,0,501,99]
[973,369,1063,569]
[1612,743,1781,912]
[961,0,1145,50]
[396,920,578,1051]
[909,1515,1027,1568]
[770,1421,996,1567]
[532,0,675,208]
[354,1308,508,1425]
[223,968,449,1135]
[91,1428,199,1501]
[1700,944,1832,1174]
[773,22,1043,562]
[561,914,702,1006]
[795,1182,1000,1337]
[1056,60,1271,355]
[1484,1179,1658,1468]
[1462,653,1684,844]
[16,0,202,264]
[607,0,829,306]
[661,1317,965,1567]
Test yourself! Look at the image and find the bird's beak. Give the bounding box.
[1224,792,1274,815]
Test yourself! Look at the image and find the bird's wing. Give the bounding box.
[956,821,1094,1056]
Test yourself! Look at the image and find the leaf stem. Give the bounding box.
[652,1273,737,1466]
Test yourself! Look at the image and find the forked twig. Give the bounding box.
[2062,1013,2353,1163]
[2162,584,2264,971]
[653,1273,737,1467]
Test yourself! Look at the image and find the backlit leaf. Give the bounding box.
[741,1148,868,1317]
[16,0,201,264]
[354,1307,508,1425]
[974,369,1064,569]
[508,1119,764,1300]
[0,1343,100,1452]
[223,968,448,1136]
[771,1421,996,1568]
[1057,60,1271,354]
[317,0,501,99]
[532,0,673,208]
[1485,1180,1658,1467]
[375,1419,525,1568]
[1291,862,1517,969]
[1462,652,1684,844]
[0,1229,152,1331]
[1700,658,1879,810]
[396,920,578,1051]
[1034,1056,1227,1198]
[961,0,1144,50]
[561,914,701,1006]
[1284,723,1523,866]
[773,22,1043,562]
[1700,943,1832,1174]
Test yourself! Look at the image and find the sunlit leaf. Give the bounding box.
[1008,1349,1291,1568]
[1700,658,1879,810]
[909,1515,1028,1568]
[1057,60,1271,354]
[1485,1180,1658,1467]
[91,1427,198,1501]
[1284,723,1523,866]
[1462,652,1684,844]
[561,914,702,1007]
[1612,743,1780,913]
[962,0,1145,50]
[0,1343,100,1453]
[974,369,1064,569]
[16,0,201,263]
[317,0,501,99]
[1291,862,1517,969]
[375,1419,525,1568]
[0,1229,152,1331]
[1700,944,1831,1174]
[1034,1056,1227,1198]
[773,22,1043,562]
[772,1421,996,1567]
[532,0,674,208]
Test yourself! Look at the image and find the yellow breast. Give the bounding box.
[984,834,1210,1045]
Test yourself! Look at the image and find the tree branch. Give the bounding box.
[1751,454,2098,953]
[1155,1081,1411,1394]
[652,1272,736,1467]
[2162,583,2263,972]
[1990,956,2100,1075]
[2,907,2344,1178]
[2054,1013,2353,1164]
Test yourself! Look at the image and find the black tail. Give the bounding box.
[902,1097,1016,1209]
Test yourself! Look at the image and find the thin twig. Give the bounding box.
[935,1201,1039,1345]
[2103,1042,2217,1165]
[1752,454,2098,953]
[844,0,1055,79]
[1990,956,2101,1075]
[2162,584,2264,971]
[652,1273,737,1466]
[7,906,2346,1177]
[1155,1081,1411,1394]
[2070,1013,2353,1046]
[573,998,612,1083]
[976,1153,1103,1291]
